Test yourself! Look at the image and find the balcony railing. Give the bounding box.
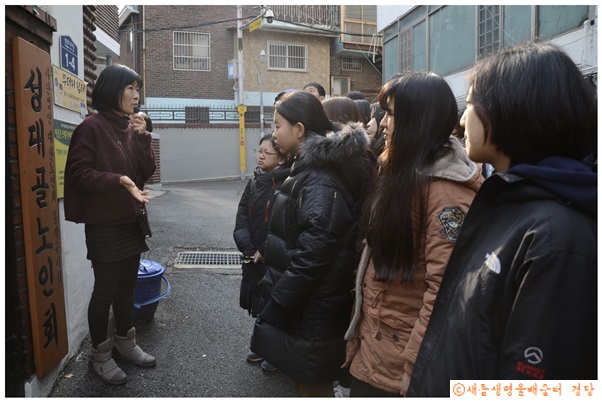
[269,5,339,28]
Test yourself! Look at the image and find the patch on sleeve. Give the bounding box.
[438,207,465,242]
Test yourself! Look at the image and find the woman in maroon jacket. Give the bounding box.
[64,64,156,385]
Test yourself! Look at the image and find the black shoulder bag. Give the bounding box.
[106,117,152,238]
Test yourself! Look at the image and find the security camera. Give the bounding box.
[265,9,274,24]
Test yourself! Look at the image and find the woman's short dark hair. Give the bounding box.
[354,99,372,126]
[302,82,326,97]
[275,91,333,136]
[323,96,362,124]
[345,90,365,100]
[469,42,597,166]
[370,102,386,157]
[371,102,385,129]
[92,64,143,112]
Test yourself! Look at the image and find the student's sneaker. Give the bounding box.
[246,350,263,362]
[260,360,278,372]
[333,381,350,397]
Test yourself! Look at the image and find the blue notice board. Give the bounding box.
[60,36,78,75]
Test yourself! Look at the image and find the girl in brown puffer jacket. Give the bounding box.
[343,72,483,396]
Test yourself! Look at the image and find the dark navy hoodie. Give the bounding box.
[508,155,597,219]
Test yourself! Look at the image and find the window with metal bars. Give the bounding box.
[342,57,362,72]
[268,41,307,71]
[173,31,211,71]
[399,29,412,72]
[478,5,501,57]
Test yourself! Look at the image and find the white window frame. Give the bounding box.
[342,57,362,72]
[173,31,211,72]
[399,29,412,72]
[267,41,307,72]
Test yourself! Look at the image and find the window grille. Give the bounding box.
[399,29,412,72]
[185,106,210,123]
[342,57,362,72]
[268,42,307,71]
[173,31,210,71]
[478,5,501,56]
[269,5,338,26]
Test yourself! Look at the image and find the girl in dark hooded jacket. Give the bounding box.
[233,134,290,366]
[250,91,371,396]
[408,43,597,397]
[234,134,290,316]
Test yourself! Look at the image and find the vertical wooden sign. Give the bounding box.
[13,36,68,378]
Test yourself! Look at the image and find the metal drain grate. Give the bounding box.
[174,251,241,269]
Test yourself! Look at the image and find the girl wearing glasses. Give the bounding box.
[233,133,290,370]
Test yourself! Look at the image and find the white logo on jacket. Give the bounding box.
[484,252,501,274]
[524,347,543,364]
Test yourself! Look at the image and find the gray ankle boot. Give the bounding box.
[88,338,128,385]
[112,327,156,367]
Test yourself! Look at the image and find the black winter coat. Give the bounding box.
[233,165,291,316]
[251,123,371,384]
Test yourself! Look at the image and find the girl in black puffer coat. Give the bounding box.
[250,91,372,396]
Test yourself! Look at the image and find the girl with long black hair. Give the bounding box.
[343,72,483,396]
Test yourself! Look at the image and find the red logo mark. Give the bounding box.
[516,361,546,380]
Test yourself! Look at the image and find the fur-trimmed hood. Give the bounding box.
[431,136,479,182]
[293,122,371,200]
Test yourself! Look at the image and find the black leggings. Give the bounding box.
[88,254,140,347]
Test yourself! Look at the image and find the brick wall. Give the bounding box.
[5,6,57,386]
[139,5,237,100]
[244,30,332,96]
[116,5,353,101]
[329,42,383,102]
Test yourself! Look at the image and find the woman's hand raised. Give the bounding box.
[119,175,150,204]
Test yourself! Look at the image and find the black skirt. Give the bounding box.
[85,222,149,262]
